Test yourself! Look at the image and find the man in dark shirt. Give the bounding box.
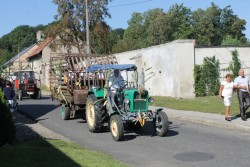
[3,80,15,112]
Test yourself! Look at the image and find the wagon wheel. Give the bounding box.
[61,104,70,120]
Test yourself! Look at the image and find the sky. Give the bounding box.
[0,0,250,39]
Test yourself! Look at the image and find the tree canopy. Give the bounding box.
[0,25,46,65]
[47,0,112,53]
[111,3,248,53]
[0,2,249,66]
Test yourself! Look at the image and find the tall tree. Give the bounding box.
[166,4,193,40]
[49,0,112,53]
[192,5,220,46]
[123,12,146,49]
[192,3,247,46]
[220,6,247,43]
[144,8,169,46]
[106,28,124,53]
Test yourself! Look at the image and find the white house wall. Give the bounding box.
[195,47,250,79]
[114,40,195,98]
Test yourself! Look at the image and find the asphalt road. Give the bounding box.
[18,96,250,167]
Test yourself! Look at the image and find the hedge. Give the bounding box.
[0,89,16,146]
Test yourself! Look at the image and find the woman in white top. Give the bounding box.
[218,73,246,121]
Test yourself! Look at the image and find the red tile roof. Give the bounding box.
[27,38,52,59]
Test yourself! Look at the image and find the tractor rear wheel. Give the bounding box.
[154,111,169,137]
[86,95,104,132]
[61,104,70,120]
[110,114,124,141]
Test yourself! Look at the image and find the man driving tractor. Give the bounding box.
[109,69,125,107]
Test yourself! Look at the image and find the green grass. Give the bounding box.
[0,139,127,167]
[152,94,241,116]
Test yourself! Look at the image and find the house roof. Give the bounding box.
[26,38,52,59]
[2,44,37,67]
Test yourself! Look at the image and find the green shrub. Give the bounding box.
[0,89,16,146]
[193,56,220,97]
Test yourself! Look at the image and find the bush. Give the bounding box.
[193,56,220,97]
[0,89,16,146]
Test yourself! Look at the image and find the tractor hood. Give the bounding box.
[87,64,137,72]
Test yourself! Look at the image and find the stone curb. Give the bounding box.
[149,106,250,133]
[167,114,250,133]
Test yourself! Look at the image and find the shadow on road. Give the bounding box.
[126,121,179,139]
[0,112,81,167]
[18,103,58,121]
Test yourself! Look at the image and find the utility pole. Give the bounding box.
[18,46,21,70]
[85,0,90,55]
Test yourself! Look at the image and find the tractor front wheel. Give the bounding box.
[110,114,124,141]
[154,111,169,137]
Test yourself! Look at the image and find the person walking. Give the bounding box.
[3,80,15,113]
[219,73,245,121]
[234,69,250,121]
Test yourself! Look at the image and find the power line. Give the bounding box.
[110,0,152,8]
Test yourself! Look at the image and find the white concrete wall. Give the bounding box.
[114,40,195,98]
[195,47,250,79]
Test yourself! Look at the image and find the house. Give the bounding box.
[26,31,81,88]
[1,44,38,77]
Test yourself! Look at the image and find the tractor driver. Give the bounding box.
[109,69,125,107]
[109,69,125,90]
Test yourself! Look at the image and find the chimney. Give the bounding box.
[36,31,45,43]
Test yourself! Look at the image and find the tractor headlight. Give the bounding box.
[124,98,130,104]
[148,97,154,103]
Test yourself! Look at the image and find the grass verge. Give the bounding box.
[0,139,127,167]
[152,94,241,116]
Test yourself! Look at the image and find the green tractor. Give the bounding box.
[85,64,169,141]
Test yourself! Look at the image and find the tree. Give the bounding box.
[0,25,46,55]
[220,6,247,43]
[143,8,170,46]
[123,12,146,49]
[0,49,12,65]
[192,3,247,46]
[106,28,124,53]
[192,4,222,46]
[49,0,112,53]
[166,4,193,40]
[221,35,243,46]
